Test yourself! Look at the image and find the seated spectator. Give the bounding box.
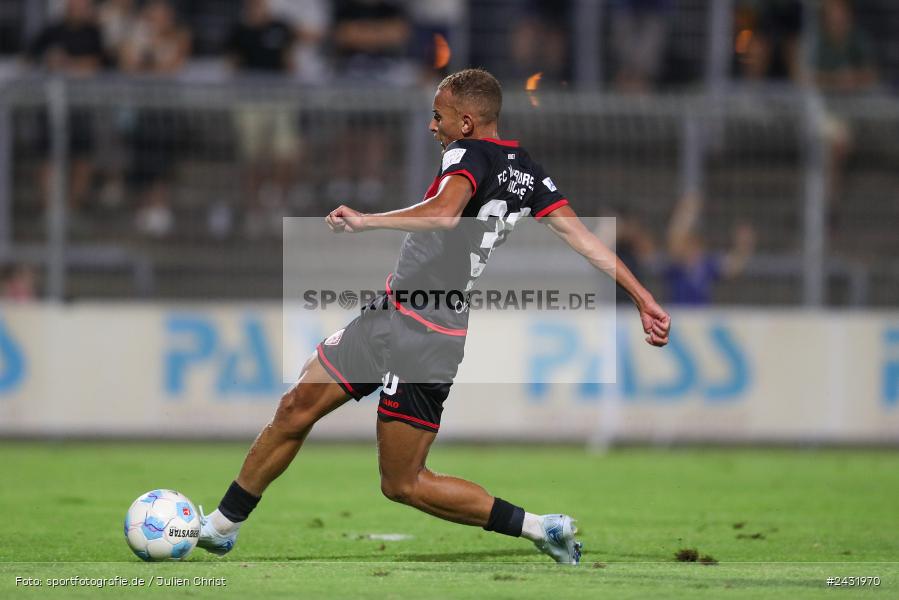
[329,1,412,211]
[25,0,104,214]
[120,0,190,75]
[98,0,140,62]
[333,0,412,83]
[816,0,877,93]
[406,0,465,82]
[736,28,775,82]
[734,0,803,83]
[814,0,877,225]
[665,193,756,306]
[509,0,570,87]
[0,264,37,302]
[609,0,673,93]
[229,0,296,74]
[227,0,301,237]
[269,0,331,83]
[120,0,191,237]
[28,0,104,76]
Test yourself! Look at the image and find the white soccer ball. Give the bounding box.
[124,489,201,561]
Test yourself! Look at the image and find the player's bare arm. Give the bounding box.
[326,174,472,233]
[543,204,671,347]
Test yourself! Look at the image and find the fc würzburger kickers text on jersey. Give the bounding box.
[388,137,569,334]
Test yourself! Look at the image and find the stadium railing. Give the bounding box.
[0,76,896,305]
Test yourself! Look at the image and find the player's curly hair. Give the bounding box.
[438,68,503,124]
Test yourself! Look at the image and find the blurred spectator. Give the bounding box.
[120,0,190,75]
[736,27,775,82]
[120,0,191,237]
[329,0,412,210]
[609,0,673,93]
[816,0,877,93]
[734,1,803,83]
[0,264,38,302]
[333,0,412,83]
[26,0,104,214]
[227,0,301,237]
[28,0,104,76]
[97,0,140,61]
[509,0,570,86]
[665,193,756,305]
[269,0,331,83]
[229,0,296,73]
[407,0,466,83]
[814,0,877,226]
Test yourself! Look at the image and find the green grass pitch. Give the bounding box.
[1,442,897,598]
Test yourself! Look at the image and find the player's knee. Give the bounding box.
[380,476,418,506]
[273,386,321,435]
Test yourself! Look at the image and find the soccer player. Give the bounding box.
[198,68,670,565]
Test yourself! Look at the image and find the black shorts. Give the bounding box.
[315,294,465,433]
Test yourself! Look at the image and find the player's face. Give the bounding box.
[429,89,464,150]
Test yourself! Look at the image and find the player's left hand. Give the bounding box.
[639,299,670,347]
[326,205,367,233]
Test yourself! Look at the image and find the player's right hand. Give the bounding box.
[326,206,349,233]
[327,205,367,233]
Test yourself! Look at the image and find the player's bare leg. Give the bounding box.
[376,419,582,564]
[377,419,493,525]
[198,352,350,555]
[235,355,349,496]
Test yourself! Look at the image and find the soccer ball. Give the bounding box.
[124,489,201,561]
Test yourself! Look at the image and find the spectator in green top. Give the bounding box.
[816,0,877,93]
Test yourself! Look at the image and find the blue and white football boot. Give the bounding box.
[197,506,239,556]
[534,514,582,565]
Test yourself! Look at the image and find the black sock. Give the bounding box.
[483,497,525,537]
[217,481,261,523]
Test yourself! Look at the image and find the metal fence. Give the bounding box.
[1,76,897,305]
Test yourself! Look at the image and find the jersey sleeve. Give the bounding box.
[528,168,569,220]
[438,140,492,195]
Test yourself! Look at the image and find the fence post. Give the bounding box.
[704,0,733,87]
[801,96,827,306]
[573,0,602,91]
[23,1,47,47]
[800,0,827,306]
[680,0,733,199]
[0,92,11,258]
[46,78,69,301]
[448,4,471,72]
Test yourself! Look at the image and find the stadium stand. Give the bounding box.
[0,0,896,306]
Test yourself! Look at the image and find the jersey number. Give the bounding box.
[382,372,399,395]
[467,200,530,291]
